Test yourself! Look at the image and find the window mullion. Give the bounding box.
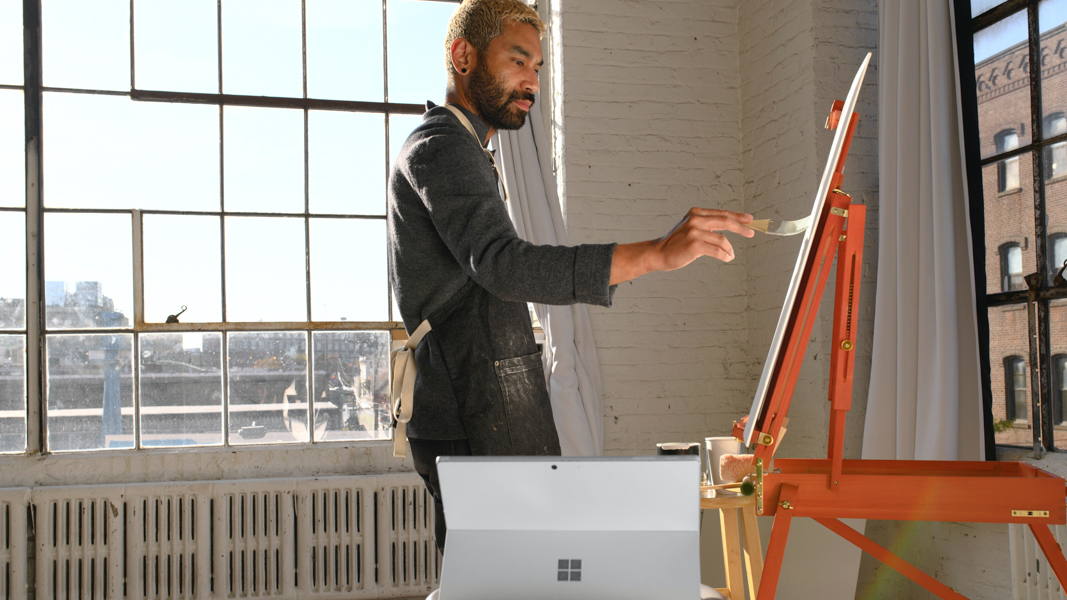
[1039,296,1055,450]
[24,0,44,455]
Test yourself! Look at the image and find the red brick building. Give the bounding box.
[980,24,1067,445]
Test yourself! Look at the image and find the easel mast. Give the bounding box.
[730,102,1067,600]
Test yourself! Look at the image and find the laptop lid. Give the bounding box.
[436,456,701,600]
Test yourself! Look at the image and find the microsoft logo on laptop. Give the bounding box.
[558,559,582,582]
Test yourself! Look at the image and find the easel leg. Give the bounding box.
[814,518,968,600]
[1029,524,1067,590]
[740,502,763,599]
[719,507,744,600]
[757,484,798,600]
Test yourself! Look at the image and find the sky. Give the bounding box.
[0,0,456,327]
[974,0,1067,63]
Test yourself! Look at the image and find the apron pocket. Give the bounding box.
[493,352,560,455]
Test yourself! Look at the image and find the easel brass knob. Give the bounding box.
[841,340,853,351]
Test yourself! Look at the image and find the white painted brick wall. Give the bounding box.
[556,0,748,455]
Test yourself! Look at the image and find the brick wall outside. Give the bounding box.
[977,25,1067,447]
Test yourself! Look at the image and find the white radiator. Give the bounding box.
[0,488,30,600]
[376,475,439,598]
[1010,523,1067,600]
[19,473,437,599]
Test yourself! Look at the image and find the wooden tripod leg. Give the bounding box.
[719,508,744,600]
[757,484,798,600]
[1029,524,1067,590]
[740,502,764,598]
[813,518,968,600]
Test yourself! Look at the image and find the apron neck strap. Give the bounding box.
[441,104,509,202]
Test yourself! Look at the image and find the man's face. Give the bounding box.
[468,21,542,130]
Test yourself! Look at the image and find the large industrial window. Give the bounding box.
[2,0,459,454]
[955,0,1067,454]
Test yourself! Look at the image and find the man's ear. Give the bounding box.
[450,37,476,75]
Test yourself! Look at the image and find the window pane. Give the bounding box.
[386,0,456,104]
[309,111,386,215]
[988,307,1033,445]
[0,0,21,85]
[306,0,383,102]
[0,211,25,330]
[140,332,223,448]
[1051,234,1067,284]
[389,113,424,170]
[983,154,1036,294]
[975,10,1032,159]
[224,217,307,322]
[1052,302,1067,448]
[44,213,133,330]
[223,106,304,214]
[0,335,25,454]
[143,215,222,323]
[311,331,390,442]
[1042,1,1067,145]
[134,0,219,93]
[222,0,302,98]
[43,0,129,91]
[310,218,387,321]
[44,93,220,211]
[46,334,134,452]
[0,90,24,208]
[972,0,1009,17]
[227,331,308,445]
[1049,141,1067,281]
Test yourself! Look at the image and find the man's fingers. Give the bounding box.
[686,207,753,223]
[688,230,735,262]
[707,234,735,261]
[689,214,756,238]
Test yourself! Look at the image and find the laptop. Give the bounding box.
[436,456,701,600]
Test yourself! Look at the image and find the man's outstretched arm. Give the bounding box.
[610,208,754,286]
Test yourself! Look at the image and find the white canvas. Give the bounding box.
[744,53,873,446]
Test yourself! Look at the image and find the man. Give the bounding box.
[387,0,753,552]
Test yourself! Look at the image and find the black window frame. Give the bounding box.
[954,0,1067,456]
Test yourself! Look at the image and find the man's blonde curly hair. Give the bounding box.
[445,0,544,83]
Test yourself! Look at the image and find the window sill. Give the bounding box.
[997,187,1023,197]
[998,445,1067,478]
[0,438,411,487]
[1045,174,1067,184]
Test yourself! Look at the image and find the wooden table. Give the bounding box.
[701,491,763,600]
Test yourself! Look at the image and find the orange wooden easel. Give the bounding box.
[731,101,1067,600]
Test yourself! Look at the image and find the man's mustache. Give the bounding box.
[509,91,536,105]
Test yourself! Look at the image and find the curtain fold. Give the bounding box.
[493,98,606,456]
[863,0,985,461]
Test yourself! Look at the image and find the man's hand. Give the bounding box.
[609,208,754,285]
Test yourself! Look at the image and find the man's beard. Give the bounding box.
[469,60,535,131]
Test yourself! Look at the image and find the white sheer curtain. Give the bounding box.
[863,0,985,461]
[493,97,606,456]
